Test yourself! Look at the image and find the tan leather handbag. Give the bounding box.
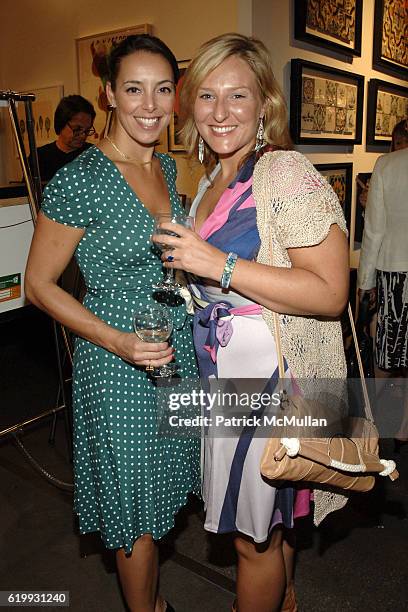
[260,305,399,492]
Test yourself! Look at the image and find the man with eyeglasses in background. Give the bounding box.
[29,95,96,299]
[33,94,97,184]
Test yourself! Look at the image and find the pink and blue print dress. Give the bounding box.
[189,154,309,541]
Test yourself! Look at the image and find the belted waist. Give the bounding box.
[194,299,261,363]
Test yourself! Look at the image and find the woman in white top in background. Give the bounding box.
[358,119,408,453]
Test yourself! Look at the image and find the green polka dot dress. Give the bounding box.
[42,147,200,553]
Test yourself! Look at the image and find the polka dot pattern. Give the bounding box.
[42,147,200,553]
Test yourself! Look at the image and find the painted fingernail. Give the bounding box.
[167,255,174,262]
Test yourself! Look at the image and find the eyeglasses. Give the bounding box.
[67,122,96,137]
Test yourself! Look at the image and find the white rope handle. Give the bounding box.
[329,458,366,472]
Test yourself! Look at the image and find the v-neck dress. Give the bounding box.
[41,146,200,553]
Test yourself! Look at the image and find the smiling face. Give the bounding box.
[106,50,175,151]
[193,55,264,166]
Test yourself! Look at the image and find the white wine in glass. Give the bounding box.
[133,304,177,378]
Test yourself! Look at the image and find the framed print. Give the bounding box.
[354,172,372,249]
[168,60,189,153]
[373,0,408,80]
[15,85,64,155]
[290,59,364,145]
[294,0,362,57]
[76,24,152,138]
[315,163,353,234]
[366,79,408,147]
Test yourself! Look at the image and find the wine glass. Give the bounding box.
[152,213,194,293]
[133,304,177,378]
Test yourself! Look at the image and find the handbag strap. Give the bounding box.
[347,302,373,421]
[267,232,374,422]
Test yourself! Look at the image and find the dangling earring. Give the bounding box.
[198,136,204,164]
[255,117,265,150]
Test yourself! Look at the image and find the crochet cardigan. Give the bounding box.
[253,149,349,524]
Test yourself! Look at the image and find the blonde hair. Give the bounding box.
[179,33,292,171]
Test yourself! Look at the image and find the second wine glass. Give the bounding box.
[152,212,193,294]
[133,304,177,378]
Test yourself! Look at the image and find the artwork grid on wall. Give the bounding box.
[76,24,153,139]
[372,0,408,80]
[290,59,364,145]
[314,162,353,235]
[366,79,408,147]
[167,60,189,153]
[294,0,362,57]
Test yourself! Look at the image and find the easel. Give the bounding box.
[0,91,73,480]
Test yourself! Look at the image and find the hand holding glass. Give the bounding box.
[133,304,177,378]
[152,213,194,293]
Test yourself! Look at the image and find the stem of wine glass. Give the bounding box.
[163,266,175,285]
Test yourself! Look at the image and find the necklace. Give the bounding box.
[105,135,153,166]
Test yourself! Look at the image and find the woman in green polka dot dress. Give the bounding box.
[25,35,199,612]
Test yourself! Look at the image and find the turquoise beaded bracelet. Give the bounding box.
[220,252,238,289]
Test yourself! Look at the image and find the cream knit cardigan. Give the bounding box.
[253,149,349,524]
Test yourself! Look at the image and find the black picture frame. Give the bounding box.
[366,79,408,147]
[290,59,364,145]
[372,0,408,80]
[314,163,353,235]
[294,0,362,58]
[354,172,372,250]
[167,60,189,153]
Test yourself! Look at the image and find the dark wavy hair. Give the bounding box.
[54,95,96,134]
[107,34,179,90]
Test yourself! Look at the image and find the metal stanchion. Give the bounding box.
[0,90,73,487]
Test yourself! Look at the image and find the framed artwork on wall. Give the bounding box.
[294,0,362,57]
[290,59,364,145]
[354,172,372,250]
[366,79,408,147]
[314,162,353,235]
[15,85,64,156]
[373,0,408,80]
[167,60,189,153]
[76,24,153,139]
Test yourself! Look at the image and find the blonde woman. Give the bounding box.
[152,33,349,612]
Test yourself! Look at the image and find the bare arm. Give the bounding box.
[227,224,349,316]
[25,212,173,368]
[154,222,349,317]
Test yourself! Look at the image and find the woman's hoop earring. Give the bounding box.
[198,136,205,164]
[255,117,266,150]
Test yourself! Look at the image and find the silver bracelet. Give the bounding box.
[220,252,238,289]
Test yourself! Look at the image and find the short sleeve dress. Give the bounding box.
[41,146,200,553]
